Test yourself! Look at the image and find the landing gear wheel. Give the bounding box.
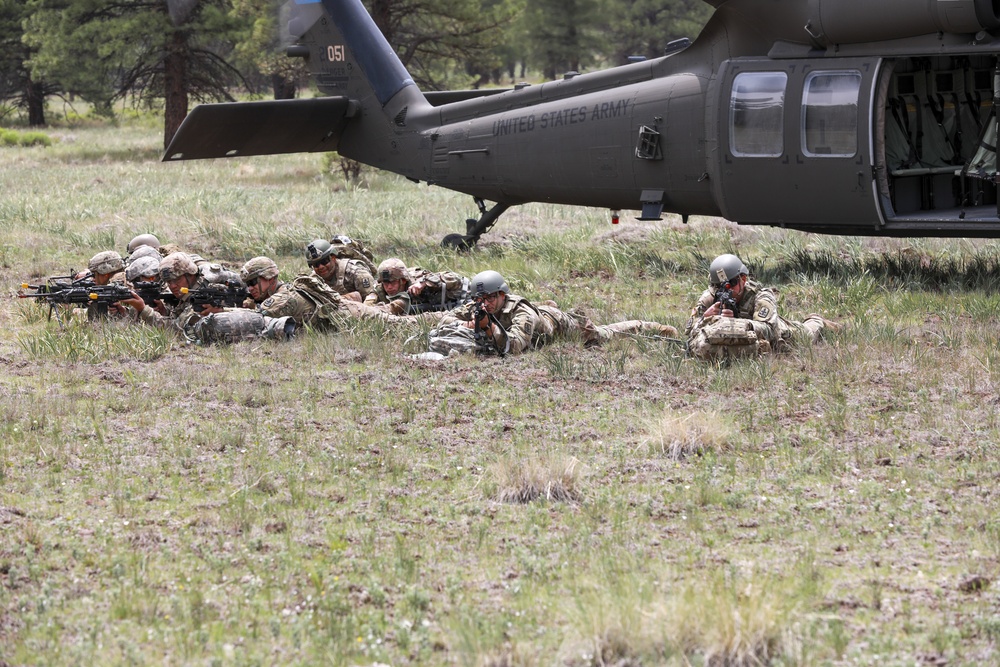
[441,233,475,251]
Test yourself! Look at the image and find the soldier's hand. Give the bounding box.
[408,281,425,296]
[121,292,145,312]
[342,291,362,302]
[703,302,721,318]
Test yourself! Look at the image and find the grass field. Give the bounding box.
[2,118,1000,667]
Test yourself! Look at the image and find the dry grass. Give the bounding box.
[643,410,740,460]
[3,117,1000,666]
[487,453,584,503]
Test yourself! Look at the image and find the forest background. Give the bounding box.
[0,0,712,145]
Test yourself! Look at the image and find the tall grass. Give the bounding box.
[3,115,1000,667]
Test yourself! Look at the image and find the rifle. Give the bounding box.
[715,284,738,316]
[18,282,133,306]
[133,281,180,309]
[18,282,135,322]
[472,298,507,357]
[180,279,250,311]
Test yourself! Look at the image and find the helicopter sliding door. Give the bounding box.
[714,58,880,233]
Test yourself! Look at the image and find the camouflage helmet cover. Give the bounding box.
[470,270,509,296]
[126,244,160,265]
[377,258,407,283]
[88,250,124,275]
[125,255,161,282]
[158,252,199,281]
[241,256,280,282]
[305,239,334,265]
[709,254,748,285]
[127,233,160,254]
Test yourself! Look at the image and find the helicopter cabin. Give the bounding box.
[879,55,997,222]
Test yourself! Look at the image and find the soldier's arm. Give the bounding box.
[439,302,474,327]
[353,266,376,300]
[747,289,781,343]
[684,290,717,337]
[136,303,197,336]
[499,304,537,355]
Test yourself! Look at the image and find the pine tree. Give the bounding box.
[24,0,250,147]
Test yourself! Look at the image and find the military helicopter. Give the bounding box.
[164,0,1000,247]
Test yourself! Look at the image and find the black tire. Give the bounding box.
[441,233,476,251]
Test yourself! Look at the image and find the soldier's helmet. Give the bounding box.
[125,255,161,282]
[158,252,199,281]
[471,270,509,297]
[377,258,408,284]
[127,234,160,253]
[305,239,334,266]
[708,254,748,286]
[126,244,160,265]
[241,256,280,283]
[88,250,124,276]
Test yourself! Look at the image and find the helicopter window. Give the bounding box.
[730,72,787,157]
[801,70,861,158]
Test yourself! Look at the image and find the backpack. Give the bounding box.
[688,316,766,360]
[427,322,487,356]
[291,274,349,330]
[330,235,377,275]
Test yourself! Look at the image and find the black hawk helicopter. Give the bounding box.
[164,0,1000,247]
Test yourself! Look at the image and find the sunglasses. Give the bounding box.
[310,256,332,268]
[715,276,741,288]
[246,277,262,288]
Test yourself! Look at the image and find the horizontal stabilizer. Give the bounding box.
[162,97,354,161]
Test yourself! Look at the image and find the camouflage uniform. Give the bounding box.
[258,282,319,324]
[317,258,376,301]
[136,253,253,340]
[261,274,422,329]
[365,266,468,315]
[439,294,540,355]
[685,279,827,359]
[535,304,678,347]
[136,273,215,336]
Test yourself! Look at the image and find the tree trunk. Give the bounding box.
[163,31,189,150]
[371,0,392,41]
[271,73,296,100]
[26,77,45,127]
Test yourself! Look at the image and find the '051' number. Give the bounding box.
[327,45,346,62]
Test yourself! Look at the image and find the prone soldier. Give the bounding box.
[364,258,468,315]
[305,238,376,302]
[85,251,129,320]
[432,270,678,356]
[684,253,839,360]
[241,255,427,330]
[121,252,294,343]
